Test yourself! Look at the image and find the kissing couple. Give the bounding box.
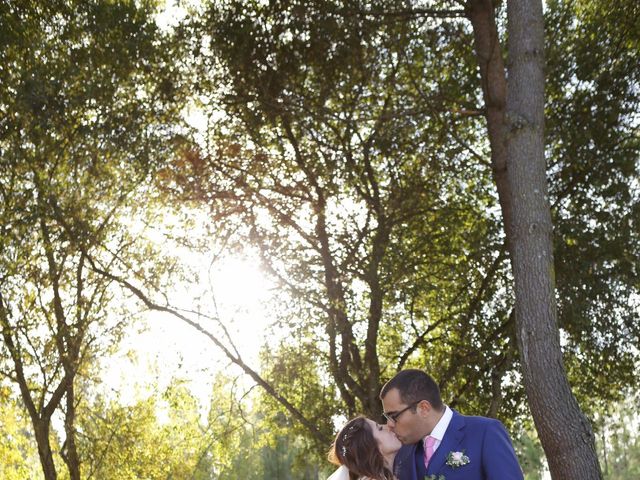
[328,369,524,480]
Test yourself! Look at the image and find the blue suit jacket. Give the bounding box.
[393,410,523,480]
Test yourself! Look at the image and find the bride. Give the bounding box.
[327,416,401,480]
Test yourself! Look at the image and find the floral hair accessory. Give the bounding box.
[340,425,356,457]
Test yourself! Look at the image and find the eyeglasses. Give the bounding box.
[383,400,422,423]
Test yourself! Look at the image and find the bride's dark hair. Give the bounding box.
[328,416,395,480]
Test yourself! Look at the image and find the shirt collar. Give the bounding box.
[428,405,453,442]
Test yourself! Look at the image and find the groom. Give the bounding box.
[380,369,523,480]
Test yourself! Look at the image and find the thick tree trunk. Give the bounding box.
[505,0,602,478]
[467,0,602,477]
[34,420,58,480]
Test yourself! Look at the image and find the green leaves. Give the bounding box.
[0,2,187,478]
[77,382,215,480]
[183,0,640,440]
[186,0,514,428]
[545,0,640,411]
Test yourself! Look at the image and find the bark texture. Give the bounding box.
[34,421,58,480]
[466,0,514,245]
[467,0,602,476]
[505,0,602,478]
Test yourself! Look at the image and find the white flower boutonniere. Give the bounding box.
[446,450,470,468]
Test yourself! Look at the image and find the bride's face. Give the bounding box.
[366,419,402,456]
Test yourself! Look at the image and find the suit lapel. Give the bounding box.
[426,410,466,475]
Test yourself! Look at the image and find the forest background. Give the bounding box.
[1,0,639,479]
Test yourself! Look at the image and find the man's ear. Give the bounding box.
[417,399,433,416]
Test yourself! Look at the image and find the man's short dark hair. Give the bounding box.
[380,369,443,411]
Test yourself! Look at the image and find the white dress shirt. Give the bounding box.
[426,405,453,453]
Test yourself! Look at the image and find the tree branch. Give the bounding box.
[83,253,330,444]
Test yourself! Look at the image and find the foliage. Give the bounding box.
[0,0,188,477]
[207,371,335,479]
[77,380,214,480]
[181,0,639,418]
[512,425,546,480]
[596,390,640,479]
[257,341,342,460]
[167,0,521,432]
[546,0,640,414]
[0,387,42,480]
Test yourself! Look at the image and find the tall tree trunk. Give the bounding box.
[62,381,81,480]
[34,419,58,480]
[505,0,602,478]
[467,0,602,477]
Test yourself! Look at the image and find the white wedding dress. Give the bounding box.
[327,465,350,480]
[327,465,372,480]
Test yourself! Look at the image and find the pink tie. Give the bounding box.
[424,435,436,467]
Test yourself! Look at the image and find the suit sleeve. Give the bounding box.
[481,420,524,480]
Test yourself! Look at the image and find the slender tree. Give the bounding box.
[0,1,186,478]
[471,0,602,475]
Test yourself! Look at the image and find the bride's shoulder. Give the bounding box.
[327,467,392,480]
[327,465,349,480]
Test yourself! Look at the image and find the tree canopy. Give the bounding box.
[0,0,638,478]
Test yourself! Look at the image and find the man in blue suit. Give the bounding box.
[380,370,523,480]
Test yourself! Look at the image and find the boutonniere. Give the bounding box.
[424,475,445,480]
[446,450,470,468]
